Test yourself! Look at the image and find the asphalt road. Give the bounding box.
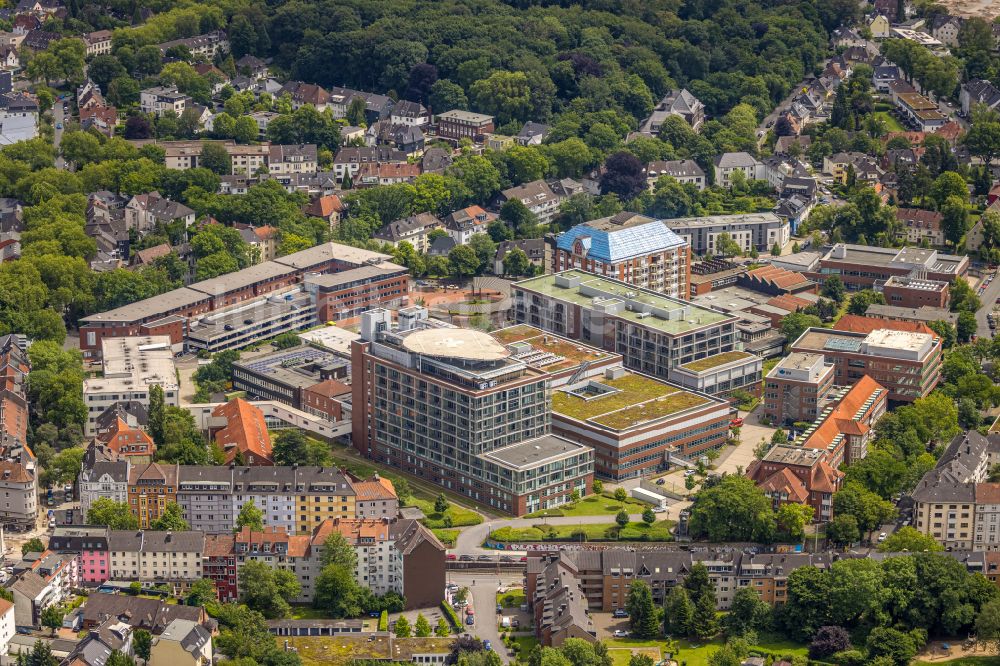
[53,101,65,170]
[447,572,523,664]
[975,268,1000,339]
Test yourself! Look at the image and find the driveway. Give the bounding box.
[447,572,524,663]
[53,101,65,169]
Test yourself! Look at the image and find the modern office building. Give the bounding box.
[666,350,763,399]
[881,275,950,309]
[78,243,396,359]
[512,271,740,381]
[803,243,968,292]
[790,326,942,403]
[185,288,317,353]
[762,353,836,425]
[351,309,593,515]
[83,337,179,436]
[665,212,789,255]
[551,366,732,478]
[302,263,410,322]
[232,345,350,409]
[553,212,691,298]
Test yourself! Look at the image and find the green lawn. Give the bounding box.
[511,635,540,657]
[497,589,526,608]
[432,528,460,547]
[524,493,649,518]
[410,497,483,528]
[491,520,674,543]
[605,634,808,666]
[875,111,905,132]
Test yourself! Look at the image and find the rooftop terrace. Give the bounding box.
[552,371,710,431]
[490,324,614,372]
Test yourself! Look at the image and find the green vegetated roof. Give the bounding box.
[680,350,754,373]
[552,372,709,430]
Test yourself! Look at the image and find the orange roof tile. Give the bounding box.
[305,379,352,399]
[801,376,886,455]
[287,535,311,558]
[758,468,810,503]
[833,314,934,336]
[311,518,392,546]
[353,478,397,502]
[212,398,272,465]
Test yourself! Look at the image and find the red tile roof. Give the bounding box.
[212,398,272,465]
[833,314,934,336]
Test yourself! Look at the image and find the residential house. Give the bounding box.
[516,122,549,146]
[960,79,1000,116]
[125,192,195,232]
[108,531,205,595]
[869,14,891,38]
[302,195,343,230]
[639,89,705,134]
[83,29,112,55]
[443,206,495,245]
[79,456,127,520]
[895,92,948,131]
[236,55,268,79]
[49,526,110,585]
[139,87,189,117]
[0,460,35,530]
[872,65,902,93]
[389,100,429,127]
[896,207,945,246]
[0,598,13,654]
[10,552,77,626]
[268,144,318,176]
[279,81,330,111]
[148,619,212,666]
[747,446,843,522]
[713,152,762,187]
[494,238,548,275]
[645,159,706,190]
[496,180,563,225]
[332,146,407,180]
[248,111,279,140]
[96,417,155,464]
[355,161,421,187]
[374,212,443,253]
[796,375,888,469]
[931,15,963,46]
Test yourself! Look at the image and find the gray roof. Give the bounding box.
[107,530,204,553]
[81,593,203,632]
[647,159,704,179]
[158,618,210,655]
[10,570,46,599]
[714,152,759,169]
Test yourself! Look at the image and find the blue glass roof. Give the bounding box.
[556,220,686,263]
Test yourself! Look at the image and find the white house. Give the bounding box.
[713,152,762,188]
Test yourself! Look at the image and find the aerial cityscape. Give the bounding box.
[0,1,996,666]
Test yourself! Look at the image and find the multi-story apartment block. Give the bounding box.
[912,432,1000,551]
[268,144,318,176]
[804,244,968,292]
[747,446,843,522]
[513,271,740,382]
[796,376,887,469]
[351,309,594,515]
[790,326,942,403]
[762,353,836,425]
[307,518,445,609]
[96,416,155,464]
[0,460,36,530]
[80,454,128,520]
[202,534,238,602]
[645,160,705,191]
[139,87,189,117]
[10,552,77,626]
[352,476,399,519]
[553,212,690,299]
[49,526,110,584]
[497,181,564,226]
[666,212,789,256]
[128,463,179,529]
[108,531,205,594]
[124,192,195,232]
[83,336,179,436]
[436,110,494,143]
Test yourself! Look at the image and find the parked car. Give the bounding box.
[878,532,888,543]
[459,554,474,562]
[613,630,630,638]
[500,555,514,562]
[496,603,503,613]
[612,609,629,618]
[655,478,665,485]
[684,470,696,477]
[465,615,475,625]
[730,417,744,428]
[477,554,492,562]
[446,554,457,561]
[483,640,492,651]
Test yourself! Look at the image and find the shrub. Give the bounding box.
[378,610,388,632]
[441,601,460,631]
